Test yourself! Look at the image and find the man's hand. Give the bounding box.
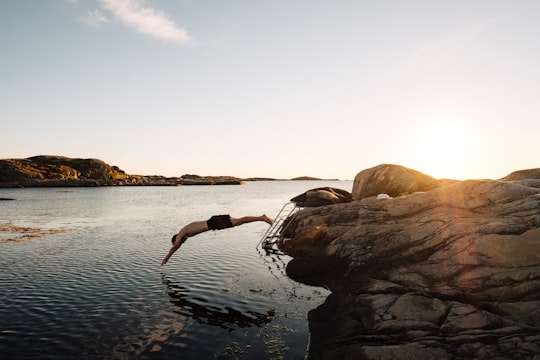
[161,258,168,266]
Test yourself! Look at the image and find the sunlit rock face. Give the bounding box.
[352,164,444,200]
[0,155,135,186]
[281,165,540,359]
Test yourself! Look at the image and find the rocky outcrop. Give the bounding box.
[179,174,244,185]
[290,187,353,207]
[0,155,128,180]
[0,155,141,187]
[502,168,540,181]
[1,155,336,187]
[280,165,540,359]
[352,164,446,200]
[0,156,246,187]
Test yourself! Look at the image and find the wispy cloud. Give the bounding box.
[98,0,190,44]
[82,9,111,26]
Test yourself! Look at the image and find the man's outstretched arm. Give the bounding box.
[161,221,209,266]
[161,234,185,266]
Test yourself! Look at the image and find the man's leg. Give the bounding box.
[230,215,273,227]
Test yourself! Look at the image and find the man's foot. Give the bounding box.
[262,214,274,225]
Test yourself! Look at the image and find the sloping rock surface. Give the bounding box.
[352,163,445,200]
[290,187,353,207]
[281,165,540,359]
[503,168,540,181]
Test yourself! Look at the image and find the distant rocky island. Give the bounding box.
[0,155,328,188]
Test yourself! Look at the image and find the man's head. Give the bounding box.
[171,234,187,245]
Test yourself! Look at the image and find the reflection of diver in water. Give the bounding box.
[163,276,275,330]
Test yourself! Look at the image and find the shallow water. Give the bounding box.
[0,181,351,359]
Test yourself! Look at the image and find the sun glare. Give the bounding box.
[416,124,469,179]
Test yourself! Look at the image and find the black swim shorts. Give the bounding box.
[207,215,233,230]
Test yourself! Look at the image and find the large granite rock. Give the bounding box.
[280,165,540,359]
[352,163,445,200]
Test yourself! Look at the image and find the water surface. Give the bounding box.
[0,181,351,359]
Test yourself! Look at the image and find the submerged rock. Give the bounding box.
[280,165,540,359]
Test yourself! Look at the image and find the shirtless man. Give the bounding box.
[161,214,274,265]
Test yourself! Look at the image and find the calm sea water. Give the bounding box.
[0,181,351,359]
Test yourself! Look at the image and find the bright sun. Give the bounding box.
[416,124,469,179]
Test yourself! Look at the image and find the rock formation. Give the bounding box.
[352,163,445,200]
[290,187,353,207]
[0,155,141,187]
[179,174,244,185]
[1,155,337,187]
[0,156,245,187]
[279,165,540,359]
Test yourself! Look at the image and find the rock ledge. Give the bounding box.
[280,164,540,359]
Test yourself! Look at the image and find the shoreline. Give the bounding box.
[0,177,345,189]
[1,156,344,188]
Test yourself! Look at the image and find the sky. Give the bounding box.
[1,0,539,180]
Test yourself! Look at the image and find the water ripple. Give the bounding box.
[0,184,345,358]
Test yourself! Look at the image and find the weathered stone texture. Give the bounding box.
[281,165,540,359]
[352,163,443,200]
